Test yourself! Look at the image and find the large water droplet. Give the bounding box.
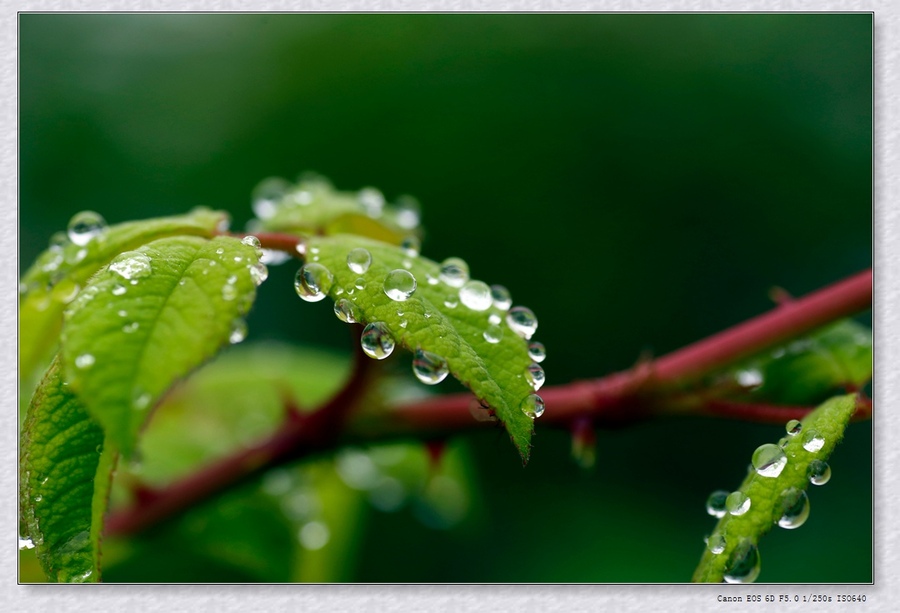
[752,443,787,478]
[395,195,421,229]
[807,459,831,485]
[520,393,545,419]
[439,257,469,288]
[412,349,449,385]
[241,235,262,254]
[786,419,802,436]
[726,491,750,516]
[802,428,825,452]
[383,269,417,301]
[506,306,538,340]
[222,284,238,301]
[294,263,334,302]
[490,285,512,311]
[459,280,492,311]
[705,489,729,518]
[483,324,503,344]
[526,363,546,391]
[401,235,421,257]
[707,533,727,555]
[361,322,395,360]
[777,487,810,529]
[334,298,361,323]
[249,262,268,286]
[723,540,761,584]
[75,354,95,369]
[347,248,372,274]
[109,251,152,280]
[528,341,547,363]
[67,211,107,246]
[229,319,248,344]
[358,187,385,217]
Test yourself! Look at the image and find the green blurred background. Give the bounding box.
[19,13,872,582]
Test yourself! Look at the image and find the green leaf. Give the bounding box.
[19,357,115,583]
[19,208,229,383]
[692,393,860,583]
[251,175,418,245]
[60,235,262,458]
[302,234,541,463]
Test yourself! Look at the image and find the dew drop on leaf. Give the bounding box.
[751,443,787,478]
[358,187,385,218]
[786,419,802,436]
[412,348,449,385]
[526,363,546,391]
[294,263,334,302]
[383,269,417,301]
[360,322,395,360]
[395,194,421,229]
[723,540,761,584]
[67,210,107,246]
[439,257,469,288]
[459,280,492,311]
[249,262,269,286]
[490,284,512,310]
[705,489,729,518]
[354,277,367,291]
[807,459,831,485]
[241,235,263,255]
[528,341,546,363]
[74,354,95,369]
[726,491,751,516]
[222,284,238,301]
[483,324,503,344]
[706,533,726,555]
[229,319,248,344]
[401,235,421,257]
[777,487,810,529]
[109,251,152,280]
[506,306,538,340]
[347,248,372,274]
[802,428,825,452]
[251,176,290,219]
[520,393,545,419]
[334,298,361,324]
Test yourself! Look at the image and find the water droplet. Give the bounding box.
[65,248,87,265]
[50,279,80,304]
[233,256,243,263]
[707,533,727,555]
[34,494,43,502]
[807,459,831,485]
[67,211,107,246]
[347,248,372,274]
[241,235,262,254]
[801,428,825,452]
[122,322,140,334]
[75,354,95,369]
[19,536,35,550]
[361,322,395,360]
[133,392,151,410]
[443,297,458,309]
[488,313,501,325]
[426,273,439,286]
[383,269,417,301]
[786,419,802,436]
[118,310,127,317]
[528,341,547,363]
[459,280,492,311]
[520,393,545,419]
[412,349,449,385]
[251,176,290,219]
[49,231,69,250]
[299,521,331,551]
[726,491,751,516]
[490,284,512,310]
[399,320,408,328]
[483,324,503,344]
[248,262,268,286]
[358,187,385,217]
[705,490,729,518]
[752,443,787,478]
[526,363,546,391]
[334,298,361,324]
[354,277,367,291]
[723,540,761,584]
[777,487,810,529]
[229,319,248,344]
[506,306,538,340]
[395,194,421,229]
[109,251,152,280]
[215,247,225,256]
[439,257,469,288]
[294,263,334,302]
[401,235,421,257]
[222,284,238,301]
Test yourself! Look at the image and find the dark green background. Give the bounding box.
[19,13,872,582]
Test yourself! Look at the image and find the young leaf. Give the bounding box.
[691,393,860,583]
[298,234,542,462]
[19,358,115,583]
[60,235,262,458]
[19,208,230,383]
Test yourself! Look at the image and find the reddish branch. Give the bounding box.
[105,262,872,537]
